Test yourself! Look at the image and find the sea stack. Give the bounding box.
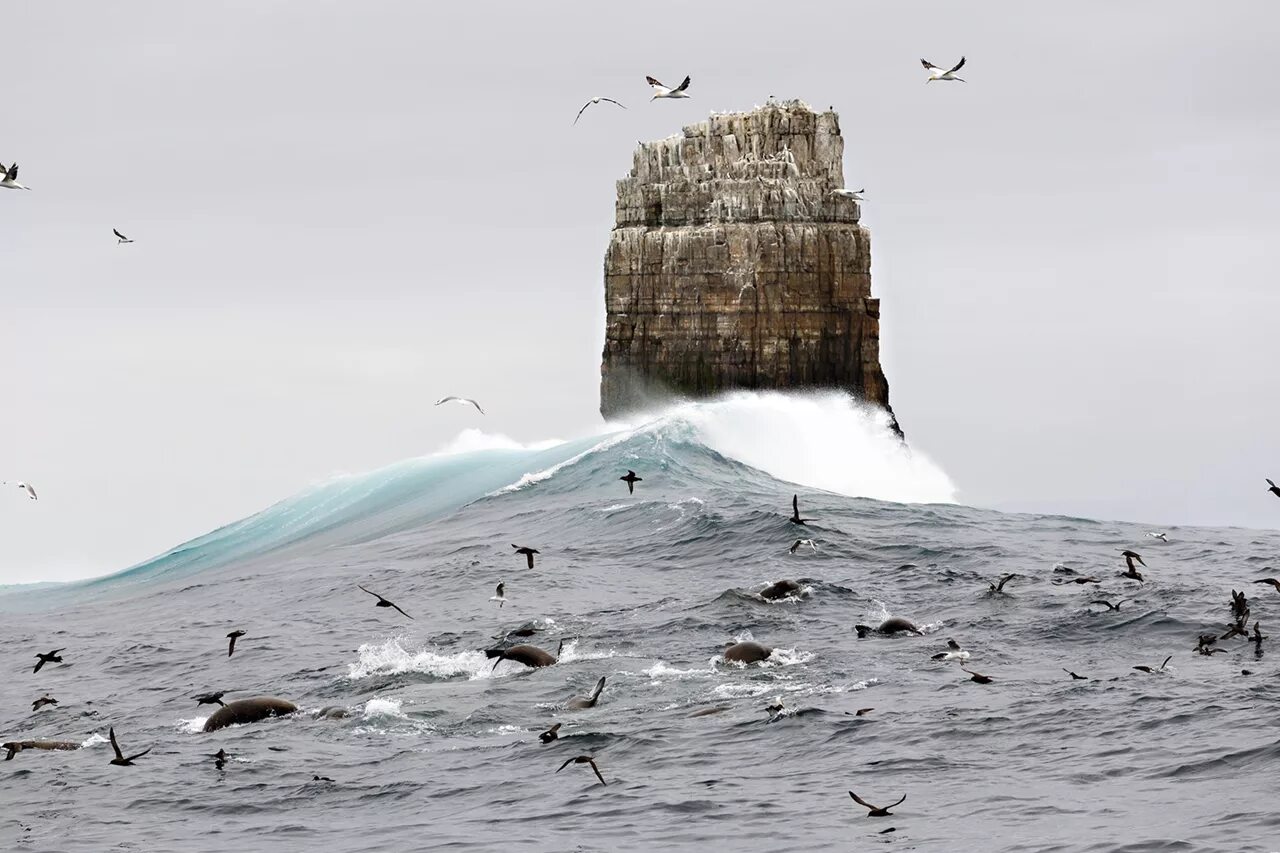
[600,100,896,431]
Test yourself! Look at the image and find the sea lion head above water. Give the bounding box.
[759,579,803,601]
[723,640,773,664]
[856,617,923,638]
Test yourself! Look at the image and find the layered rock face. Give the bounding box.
[600,101,896,429]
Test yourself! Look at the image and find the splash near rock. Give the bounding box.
[600,100,896,431]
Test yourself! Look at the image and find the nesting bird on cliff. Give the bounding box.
[646,75,691,100]
[573,96,626,125]
[921,57,966,82]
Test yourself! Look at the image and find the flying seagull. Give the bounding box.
[574,96,626,125]
[33,649,65,674]
[512,544,539,569]
[490,581,506,608]
[848,791,906,817]
[107,726,151,767]
[788,494,810,525]
[0,162,31,190]
[931,639,969,662]
[620,470,642,494]
[4,481,37,500]
[789,538,818,554]
[226,630,246,657]
[921,57,966,82]
[434,396,484,415]
[113,229,134,244]
[556,754,607,786]
[1267,479,1280,498]
[357,585,413,619]
[646,75,691,100]
[830,188,864,201]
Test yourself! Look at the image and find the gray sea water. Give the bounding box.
[2,393,1278,852]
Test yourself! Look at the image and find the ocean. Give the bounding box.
[2,392,1277,852]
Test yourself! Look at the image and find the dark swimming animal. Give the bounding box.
[31,695,58,712]
[1133,655,1172,674]
[226,630,246,657]
[962,668,993,684]
[988,574,1017,593]
[848,791,905,817]
[759,579,803,601]
[108,726,151,766]
[3,740,80,761]
[486,640,564,671]
[313,775,335,782]
[33,648,65,674]
[723,640,773,664]
[566,676,606,709]
[620,470,642,494]
[1063,669,1088,680]
[210,748,229,769]
[538,723,561,743]
[315,706,351,719]
[1053,576,1101,585]
[512,545,539,569]
[855,618,923,638]
[855,708,873,716]
[556,755,606,786]
[202,697,299,732]
[195,691,226,707]
[788,494,809,525]
[357,585,413,619]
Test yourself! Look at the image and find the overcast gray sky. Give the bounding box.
[2,1,1277,583]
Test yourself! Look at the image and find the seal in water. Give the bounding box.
[3,740,80,761]
[723,640,773,664]
[485,639,564,671]
[848,791,906,817]
[202,697,299,732]
[566,676,606,709]
[855,618,923,638]
[315,706,350,719]
[759,579,802,601]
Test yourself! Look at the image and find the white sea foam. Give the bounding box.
[81,732,109,749]
[177,717,208,734]
[349,638,496,681]
[362,697,408,720]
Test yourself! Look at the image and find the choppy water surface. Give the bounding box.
[2,394,1277,852]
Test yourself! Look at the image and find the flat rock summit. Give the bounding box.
[599,100,897,430]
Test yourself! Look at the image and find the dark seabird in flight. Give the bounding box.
[1267,478,1280,498]
[538,723,561,744]
[357,585,413,619]
[1252,622,1266,648]
[196,691,226,707]
[788,494,809,525]
[1253,577,1280,594]
[1053,576,1102,586]
[620,470,642,494]
[1063,669,1088,680]
[1133,655,1172,674]
[1119,550,1145,582]
[113,228,134,244]
[848,791,906,817]
[226,630,246,657]
[988,573,1018,593]
[512,545,539,569]
[961,668,993,684]
[108,727,151,767]
[1090,599,1124,611]
[33,649,65,674]
[556,754,607,786]
[31,696,58,712]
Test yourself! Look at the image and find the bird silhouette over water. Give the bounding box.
[988,573,1018,593]
[1133,655,1172,674]
[848,791,906,817]
[556,754,607,786]
[226,630,246,657]
[33,649,65,674]
[620,470,642,494]
[512,545,539,569]
[108,727,151,766]
[31,696,57,712]
[1254,577,1280,594]
[962,668,993,684]
[788,494,810,525]
[357,585,413,619]
[196,692,226,707]
[1063,669,1088,680]
[1267,478,1280,499]
[1090,599,1124,611]
[113,228,133,244]
[538,723,561,744]
[1119,550,1146,582]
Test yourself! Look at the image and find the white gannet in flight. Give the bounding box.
[574,96,626,125]
[3,481,37,500]
[489,581,506,608]
[1147,531,1168,542]
[0,162,31,190]
[921,57,966,82]
[646,75,691,100]
[434,396,485,415]
[830,188,865,201]
[113,229,134,244]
